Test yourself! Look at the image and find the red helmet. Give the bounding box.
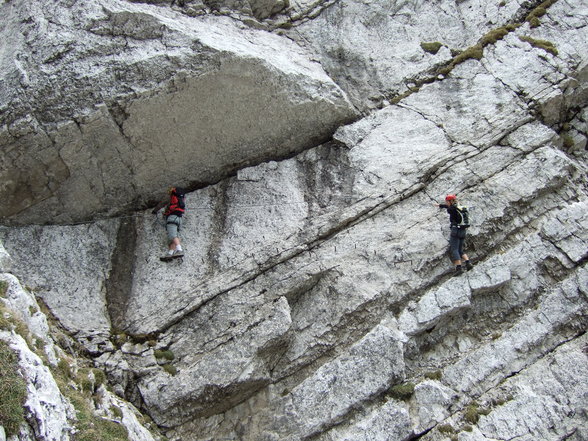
[445,194,457,201]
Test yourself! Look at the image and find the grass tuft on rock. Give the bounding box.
[69,394,129,441]
[525,0,557,28]
[465,402,484,424]
[424,370,443,381]
[0,280,8,298]
[438,423,455,434]
[519,36,558,56]
[389,382,415,400]
[0,341,28,437]
[163,364,178,376]
[154,349,175,361]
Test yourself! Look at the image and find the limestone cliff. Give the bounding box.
[0,0,587,440]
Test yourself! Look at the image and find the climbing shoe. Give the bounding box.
[454,265,464,276]
[465,260,473,271]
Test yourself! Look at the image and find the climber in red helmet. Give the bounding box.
[436,194,473,275]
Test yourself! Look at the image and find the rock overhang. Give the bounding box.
[0,0,359,226]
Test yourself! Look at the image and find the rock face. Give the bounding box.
[1,0,588,440]
[0,0,357,225]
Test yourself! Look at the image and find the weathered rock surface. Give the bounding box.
[0,273,157,440]
[1,0,587,440]
[0,0,357,225]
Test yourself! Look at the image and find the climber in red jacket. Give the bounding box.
[152,187,186,261]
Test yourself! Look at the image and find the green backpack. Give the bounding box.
[456,205,470,228]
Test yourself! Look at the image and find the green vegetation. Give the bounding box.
[438,44,484,76]
[464,401,490,424]
[57,358,73,379]
[162,364,178,375]
[465,403,480,424]
[420,41,443,55]
[525,0,558,27]
[0,280,8,297]
[528,16,541,28]
[389,382,415,400]
[154,349,177,375]
[480,24,520,45]
[562,133,574,148]
[519,36,558,56]
[52,363,129,441]
[0,302,33,348]
[0,341,27,437]
[0,303,11,330]
[154,349,175,361]
[438,423,456,434]
[111,405,123,419]
[438,23,520,75]
[0,289,139,441]
[387,0,559,106]
[69,395,129,441]
[493,394,514,406]
[77,367,107,393]
[112,332,128,348]
[424,370,443,381]
[451,44,484,63]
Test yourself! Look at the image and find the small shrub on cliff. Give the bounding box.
[389,382,415,400]
[438,423,455,434]
[424,370,443,381]
[528,16,541,28]
[562,134,575,149]
[525,0,557,28]
[420,42,443,55]
[0,341,27,437]
[112,332,128,348]
[464,402,491,424]
[526,6,547,27]
[111,405,123,419]
[162,364,178,376]
[154,349,175,361]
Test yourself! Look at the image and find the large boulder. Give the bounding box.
[0,0,358,225]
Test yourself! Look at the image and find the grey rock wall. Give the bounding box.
[0,0,357,225]
[1,0,587,439]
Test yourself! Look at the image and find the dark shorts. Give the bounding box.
[449,226,467,261]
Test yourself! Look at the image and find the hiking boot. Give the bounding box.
[454,265,464,276]
[465,260,474,271]
[173,250,184,258]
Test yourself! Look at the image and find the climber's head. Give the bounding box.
[445,194,457,204]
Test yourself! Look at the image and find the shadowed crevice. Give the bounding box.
[105,217,138,331]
